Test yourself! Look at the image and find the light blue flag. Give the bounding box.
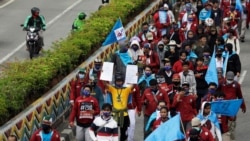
[223,52,229,77]
[145,114,185,141]
[102,19,126,46]
[235,0,243,13]
[211,99,243,116]
[205,48,218,86]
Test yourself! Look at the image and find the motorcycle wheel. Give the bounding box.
[29,45,35,59]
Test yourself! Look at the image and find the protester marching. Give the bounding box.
[68,0,248,141]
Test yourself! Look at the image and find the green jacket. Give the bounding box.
[24,15,46,30]
[72,18,85,31]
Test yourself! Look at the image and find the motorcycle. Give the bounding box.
[20,24,41,59]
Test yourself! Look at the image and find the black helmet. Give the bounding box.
[78,12,86,20]
[31,7,40,16]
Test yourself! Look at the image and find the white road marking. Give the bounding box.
[0,0,14,9]
[239,70,247,84]
[0,0,82,64]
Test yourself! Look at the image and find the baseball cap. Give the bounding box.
[42,115,53,125]
[146,32,154,40]
[191,117,201,127]
[226,71,234,80]
[79,68,86,74]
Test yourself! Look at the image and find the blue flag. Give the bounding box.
[102,19,126,46]
[205,48,218,86]
[211,99,243,116]
[236,0,243,13]
[145,114,185,141]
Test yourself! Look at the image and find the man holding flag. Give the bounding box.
[218,71,246,141]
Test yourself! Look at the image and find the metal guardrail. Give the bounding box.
[0,0,162,140]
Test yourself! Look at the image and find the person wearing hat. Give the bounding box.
[142,79,170,138]
[142,43,160,74]
[72,12,87,31]
[199,2,212,25]
[218,71,246,140]
[223,43,241,80]
[172,82,197,132]
[186,117,214,141]
[30,115,61,141]
[69,85,100,141]
[70,68,88,106]
[164,40,179,66]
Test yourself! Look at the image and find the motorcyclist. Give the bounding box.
[23,7,46,50]
[72,12,86,31]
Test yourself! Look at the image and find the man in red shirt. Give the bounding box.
[70,68,89,105]
[173,50,194,73]
[142,79,170,138]
[69,85,100,141]
[186,117,215,141]
[172,82,197,132]
[218,71,246,140]
[30,115,61,141]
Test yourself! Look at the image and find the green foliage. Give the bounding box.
[0,0,152,125]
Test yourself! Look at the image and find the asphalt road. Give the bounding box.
[1,1,250,141]
[0,0,102,63]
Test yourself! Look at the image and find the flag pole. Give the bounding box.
[180,117,187,140]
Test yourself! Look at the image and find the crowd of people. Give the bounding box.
[66,0,249,141]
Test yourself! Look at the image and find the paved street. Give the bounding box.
[0,0,101,63]
[1,0,250,141]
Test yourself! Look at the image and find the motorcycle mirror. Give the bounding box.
[20,24,24,27]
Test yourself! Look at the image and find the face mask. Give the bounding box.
[132,45,139,51]
[173,81,180,86]
[216,54,222,58]
[83,90,90,96]
[165,66,172,71]
[203,54,210,58]
[145,72,151,77]
[188,18,193,22]
[158,47,164,51]
[103,111,111,117]
[209,89,216,95]
[226,80,233,84]
[79,74,85,79]
[143,30,148,34]
[95,65,101,70]
[42,124,51,134]
[193,127,201,131]
[151,88,158,93]
[116,83,123,88]
[185,89,189,95]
